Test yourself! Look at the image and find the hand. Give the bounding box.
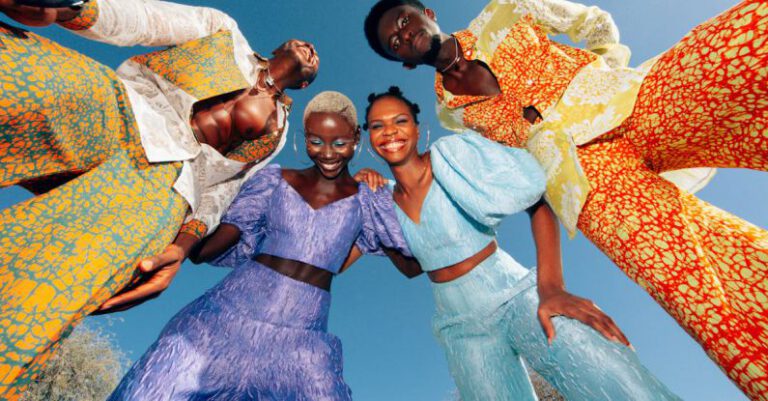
[537,289,631,347]
[353,168,387,191]
[0,2,76,27]
[94,245,186,314]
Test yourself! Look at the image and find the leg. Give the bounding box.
[0,149,186,400]
[107,335,209,401]
[0,22,130,189]
[577,136,768,399]
[504,281,681,401]
[431,270,538,401]
[433,319,537,401]
[626,0,768,172]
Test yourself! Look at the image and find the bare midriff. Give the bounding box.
[255,254,333,291]
[427,241,498,283]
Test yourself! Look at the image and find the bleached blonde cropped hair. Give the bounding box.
[303,91,359,129]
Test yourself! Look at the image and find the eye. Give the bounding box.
[332,140,349,148]
[308,138,323,146]
[369,122,383,131]
[395,116,410,125]
[400,15,409,28]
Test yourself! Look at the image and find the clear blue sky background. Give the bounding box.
[1,1,766,400]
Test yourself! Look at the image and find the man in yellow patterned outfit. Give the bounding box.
[365,0,767,399]
[0,0,319,399]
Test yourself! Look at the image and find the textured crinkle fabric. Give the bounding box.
[394,134,680,399]
[108,263,350,401]
[431,251,681,401]
[110,164,411,400]
[396,133,544,272]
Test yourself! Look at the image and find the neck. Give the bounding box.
[266,59,293,93]
[432,34,465,75]
[390,152,430,194]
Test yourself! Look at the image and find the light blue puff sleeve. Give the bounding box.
[430,132,546,228]
[210,164,282,268]
[355,184,414,257]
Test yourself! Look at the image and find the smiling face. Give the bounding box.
[366,96,420,166]
[376,5,442,66]
[304,112,359,179]
[272,39,320,88]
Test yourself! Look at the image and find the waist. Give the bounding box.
[428,241,497,283]
[256,254,333,291]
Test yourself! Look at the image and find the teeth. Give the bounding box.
[381,141,405,151]
[319,162,341,170]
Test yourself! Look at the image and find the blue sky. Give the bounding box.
[1,0,765,400]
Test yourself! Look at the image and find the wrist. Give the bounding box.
[172,233,199,259]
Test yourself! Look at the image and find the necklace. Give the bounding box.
[263,66,285,98]
[439,36,461,74]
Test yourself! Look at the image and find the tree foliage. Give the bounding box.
[21,323,127,401]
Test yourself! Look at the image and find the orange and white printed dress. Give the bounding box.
[0,0,288,399]
[434,0,768,399]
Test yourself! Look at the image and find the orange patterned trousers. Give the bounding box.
[577,1,768,399]
[0,24,187,400]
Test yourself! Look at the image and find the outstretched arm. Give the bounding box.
[528,200,631,346]
[57,0,240,47]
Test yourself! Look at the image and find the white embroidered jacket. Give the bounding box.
[60,0,288,237]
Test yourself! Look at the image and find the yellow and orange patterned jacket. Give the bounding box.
[435,0,713,235]
[60,0,290,238]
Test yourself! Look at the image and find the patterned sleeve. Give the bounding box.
[208,164,282,268]
[430,132,546,228]
[491,0,631,68]
[354,185,413,257]
[59,0,240,47]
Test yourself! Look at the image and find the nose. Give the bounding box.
[383,122,398,137]
[320,143,334,158]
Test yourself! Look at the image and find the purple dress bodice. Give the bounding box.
[213,164,411,273]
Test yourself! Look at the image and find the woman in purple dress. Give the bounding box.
[108,91,420,401]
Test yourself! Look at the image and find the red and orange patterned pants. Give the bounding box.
[577,1,768,399]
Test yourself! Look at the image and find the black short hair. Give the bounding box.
[364,0,427,61]
[363,86,421,130]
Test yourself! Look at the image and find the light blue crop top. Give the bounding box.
[394,133,546,272]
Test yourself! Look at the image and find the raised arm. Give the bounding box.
[497,0,631,67]
[58,0,240,47]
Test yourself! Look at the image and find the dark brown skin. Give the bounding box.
[376,5,545,121]
[363,96,631,347]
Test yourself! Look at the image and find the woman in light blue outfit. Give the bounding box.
[361,87,680,401]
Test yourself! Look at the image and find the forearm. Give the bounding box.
[187,223,241,264]
[527,200,565,296]
[384,248,423,279]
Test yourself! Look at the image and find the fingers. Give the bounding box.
[537,308,557,345]
[3,5,58,26]
[567,301,631,347]
[139,246,183,273]
[97,282,165,313]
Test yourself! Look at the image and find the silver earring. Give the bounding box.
[350,142,364,167]
[422,124,432,153]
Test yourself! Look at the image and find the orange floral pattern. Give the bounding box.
[434,1,768,399]
[576,1,768,399]
[435,17,596,148]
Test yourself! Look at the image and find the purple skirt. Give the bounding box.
[108,262,352,401]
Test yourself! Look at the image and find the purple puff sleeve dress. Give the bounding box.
[108,164,411,401]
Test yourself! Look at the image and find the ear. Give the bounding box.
[402,62,417,70]
[424,8,436,22]
[354,126,362,142]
